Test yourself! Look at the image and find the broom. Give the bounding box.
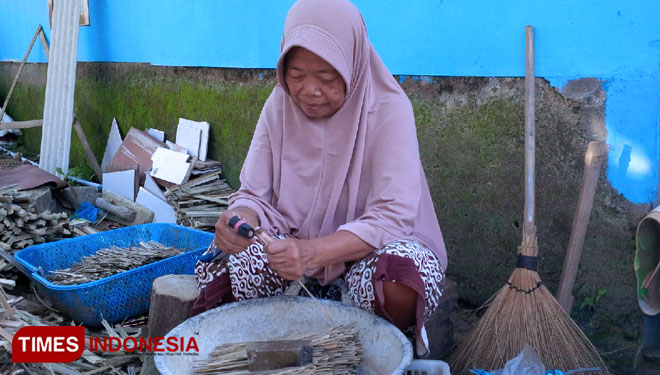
[449,26,611,374]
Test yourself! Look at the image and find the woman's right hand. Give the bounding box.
[213,207,260,254]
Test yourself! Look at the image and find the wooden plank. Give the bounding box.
[0,119,43,130]
[0,279,16,289]
[39,27,50,59]
[193,194,229,205]
[73,118,103,183]
[0,326,13,343]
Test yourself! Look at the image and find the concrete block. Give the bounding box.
[24,186,52,214]
[247,339,313,372]
[54,185,101,210]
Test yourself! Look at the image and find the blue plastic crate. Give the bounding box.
[15,223,214,327]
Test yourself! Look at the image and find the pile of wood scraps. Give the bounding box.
[0,284,143,374]
[0,184,69,251]
[69,218,100,237]
[165,171,233,230]
[0,285,37,354]
[192,158,222,176]
[0,284,70,361]
[0,258,14,282]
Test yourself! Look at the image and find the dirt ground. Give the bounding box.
[0,151,24,169]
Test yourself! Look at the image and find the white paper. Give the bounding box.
[136,187,177,223]
[101,118,123,172]
[102,169,136,201]
[150,147,191,184]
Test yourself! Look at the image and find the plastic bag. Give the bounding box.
[469,345,601,375]
[71,201,99,222]
[469,345,544,375]
[501,345,545,375]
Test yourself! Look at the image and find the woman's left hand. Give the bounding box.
[264,238,317,281]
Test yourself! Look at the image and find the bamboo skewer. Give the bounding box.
[254,228,339,326]
[47,241,183,285]
[195,230,359,374]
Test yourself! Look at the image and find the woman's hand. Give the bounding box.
[213,207,260,254]
[265,231,374,280]
[264,238,317,281]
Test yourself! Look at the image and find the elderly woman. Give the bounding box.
[192,0,447,355]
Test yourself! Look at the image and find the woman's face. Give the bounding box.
[284,47,346,118]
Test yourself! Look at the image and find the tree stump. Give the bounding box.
[141,274,199,375]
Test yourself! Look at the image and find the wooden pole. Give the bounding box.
[557,141,608,313]
[73,118,103,182]
[522,25,536,246]
[0,26,43,122]
[39,28,50,60]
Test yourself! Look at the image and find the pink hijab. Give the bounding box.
[229,0,447,284]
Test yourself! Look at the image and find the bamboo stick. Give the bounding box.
[0,26,43,121]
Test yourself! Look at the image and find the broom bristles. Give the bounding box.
[450,264,611,375]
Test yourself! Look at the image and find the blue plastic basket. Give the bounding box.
[14,223,214,327]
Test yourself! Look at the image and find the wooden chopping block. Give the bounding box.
[147,274,199,338]
[100,190,153,226]
[140,274,199,375]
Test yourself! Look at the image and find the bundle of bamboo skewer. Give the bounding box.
[194,324,363,375]
[164,171,233,230]
[47,241,182,285]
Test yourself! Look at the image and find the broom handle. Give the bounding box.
[557,141,607,313]
[522,25,536,245]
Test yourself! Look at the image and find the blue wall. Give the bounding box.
[1,0,659,203]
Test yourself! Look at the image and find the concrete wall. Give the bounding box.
[1,0,659,203]
[0,63,648,372]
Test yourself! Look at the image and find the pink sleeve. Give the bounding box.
[336,100,422,248]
